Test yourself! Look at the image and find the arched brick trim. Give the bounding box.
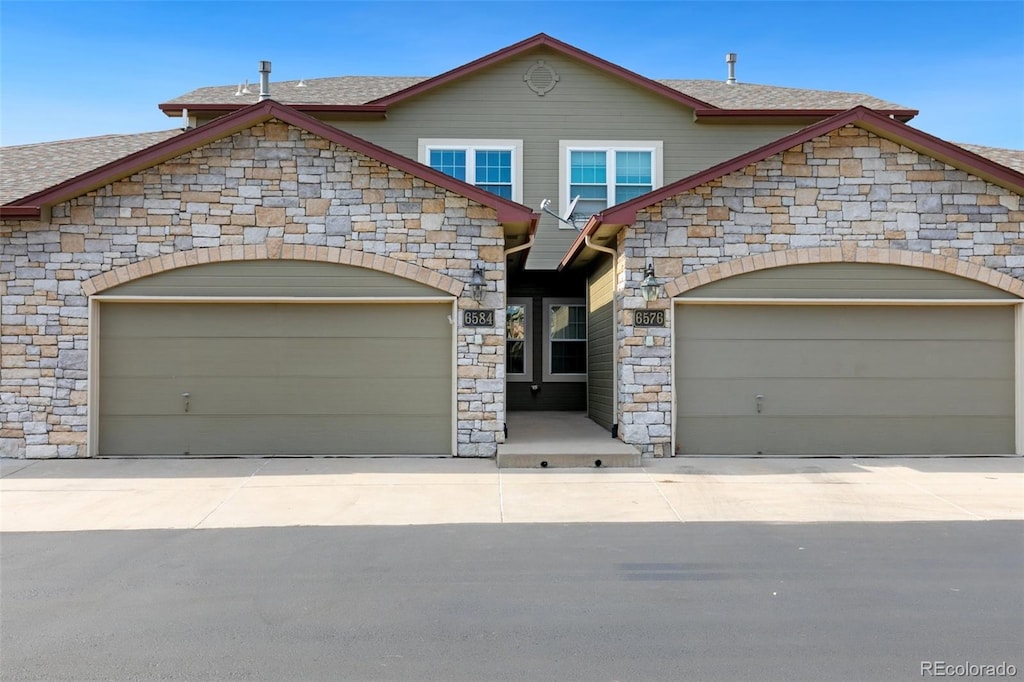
[82,243,465,297]
[664,247,1024,298]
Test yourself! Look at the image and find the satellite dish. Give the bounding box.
[538,196,588,230]
[562,195,580,222]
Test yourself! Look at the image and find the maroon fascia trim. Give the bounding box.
[160,35,918,126]
[559,105,1024,269]
[366,33,718,111]
[695,108,918,122]
[159,103,388,116]
[161,34,715,117]
[0,205,42,218]
[2,100,539,227]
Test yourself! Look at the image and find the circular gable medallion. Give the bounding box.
[524,60,559,96]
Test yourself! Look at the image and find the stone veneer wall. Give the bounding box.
[0,120,506,458]
[616,125,1024,456]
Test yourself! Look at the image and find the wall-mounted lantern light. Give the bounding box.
[640,264,660,304]
[469,266,486,303]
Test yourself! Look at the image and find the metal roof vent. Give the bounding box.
[258,60,272,101]
[725,53,737,85]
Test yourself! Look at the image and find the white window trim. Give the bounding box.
[542,297,587,383]
[418,139,524,203]
[506,297,533,383]
[558,140,664,229]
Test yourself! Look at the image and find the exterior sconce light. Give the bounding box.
[469,266,486,303]
[640,264,660,304]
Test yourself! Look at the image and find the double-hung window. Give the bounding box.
[542,298,586,382]
[559,141,663,227]
[419,139,523,202]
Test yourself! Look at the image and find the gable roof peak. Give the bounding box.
[1,99,538,227]
[365,32,717,110]
[560,105,1024,268]
[161,34,916,120]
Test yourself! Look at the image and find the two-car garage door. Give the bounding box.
[96,261,453,456]
[674,264,1018,455]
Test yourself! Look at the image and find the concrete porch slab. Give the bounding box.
[497,412,641,468]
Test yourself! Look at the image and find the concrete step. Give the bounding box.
[497,411,643,469]
[496,452,643,469]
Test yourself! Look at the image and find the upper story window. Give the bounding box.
[419,139,523,202]
[559,141,663,228]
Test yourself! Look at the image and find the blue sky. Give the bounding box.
[1,1,1022,148]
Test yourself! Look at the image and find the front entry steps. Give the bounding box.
[496,411,642,469]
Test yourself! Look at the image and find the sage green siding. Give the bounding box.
[106,260,446,297]
[332,47,803,269]
[587,256,615,431]
[99,301,452,456]
[681,263,1021,300]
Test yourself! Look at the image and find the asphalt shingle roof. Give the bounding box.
[163,77,428,106]
[956,143,1024,174]
[163,75,913,111]
[658,79,909,111]
[0,130,183,204]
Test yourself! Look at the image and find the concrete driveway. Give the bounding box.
[2,456,1021,531]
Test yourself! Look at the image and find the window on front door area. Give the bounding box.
[543,298,586,382]
[506,298,532,382]
[559,141,663,228]
[419,139,523,202]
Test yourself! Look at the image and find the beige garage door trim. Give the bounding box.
[88,295,458,456]
[671,297,1023,456]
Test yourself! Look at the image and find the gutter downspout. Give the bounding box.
[583,233,620,439]
[501,234,535,442]
[503,236,535,259]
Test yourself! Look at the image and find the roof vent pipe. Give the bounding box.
[258,60,272,101]
[725,53,737,85]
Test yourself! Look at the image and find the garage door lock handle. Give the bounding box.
[755,394,764,414]
[181,392,191,413]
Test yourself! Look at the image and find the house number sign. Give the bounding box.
[463,310,495,327]
[633,310,665,327]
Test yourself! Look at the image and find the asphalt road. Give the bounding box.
[2,521,1021,681]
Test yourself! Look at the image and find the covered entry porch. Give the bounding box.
[497,412,641,468]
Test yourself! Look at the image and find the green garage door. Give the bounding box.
[674,304,1015,455]
[99,301,452,455]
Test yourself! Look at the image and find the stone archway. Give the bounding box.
[83,243,464,297]
[664,246,1024,298]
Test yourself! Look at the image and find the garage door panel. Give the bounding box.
[683,263,1021,300]
[99,301,453,456]
[678,378,1013,417]
[102,337,451,378]
[675,302,1015,455]
[102,377,449,416]
[676,306,1012,341]
[105,303,450,339]
[677,416,1015,455]
[679,340,1013,380]
[102,415,450,456]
